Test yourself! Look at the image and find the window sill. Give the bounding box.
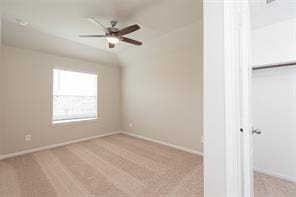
[52,117,97,126]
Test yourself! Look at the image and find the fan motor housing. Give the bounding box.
[108,27,119,33]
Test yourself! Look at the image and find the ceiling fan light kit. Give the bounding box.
[106,37,120,44]
[80,17,142,48]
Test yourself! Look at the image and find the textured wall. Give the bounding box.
[119,20,203,152]
[1,46,121,154]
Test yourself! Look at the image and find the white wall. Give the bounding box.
[119,20,203,152]
[252,18,296,181]
[253,67,296,182]
[0,13,3,154]
[203,1,227,195]
[252,18,296,66]
[1,46,121,155]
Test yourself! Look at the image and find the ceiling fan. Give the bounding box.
[79,17,143,48]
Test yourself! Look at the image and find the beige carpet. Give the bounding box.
[254,172,296,197]
[1,133,295,197]
[0,133,203,197]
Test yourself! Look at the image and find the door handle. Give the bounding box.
[252,128,262,135]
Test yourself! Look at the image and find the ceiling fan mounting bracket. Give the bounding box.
[110,21,117,27]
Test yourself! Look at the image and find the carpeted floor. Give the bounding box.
[1,133,296,197]
[0,133,203,197]
[254,172,296,197]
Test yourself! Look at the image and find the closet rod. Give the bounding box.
[253,61,296,71]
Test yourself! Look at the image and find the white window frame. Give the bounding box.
[52,68,98,125]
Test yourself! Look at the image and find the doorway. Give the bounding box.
[252,65,296,196]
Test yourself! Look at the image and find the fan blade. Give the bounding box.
[79,35,107,37]
[118,24,140,35]
[109,43,115,48]
[121,37,142,45]
[87,17,109,33]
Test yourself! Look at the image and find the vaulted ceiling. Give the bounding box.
[1,0,203,57]
[2,0,294,66]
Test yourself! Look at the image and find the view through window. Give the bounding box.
[53,69,97,123]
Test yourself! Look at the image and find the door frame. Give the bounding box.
[203,0,253,196]
[224,0,254,196]
[239,1,254,196]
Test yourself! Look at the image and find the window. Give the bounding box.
[52,69,97,123]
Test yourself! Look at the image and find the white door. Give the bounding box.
[239,1,254,196]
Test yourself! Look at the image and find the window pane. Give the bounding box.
[53,69,97,96]
[53,69,97,122]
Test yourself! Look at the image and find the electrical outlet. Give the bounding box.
[129,123,133,128]
[25,134,31,142]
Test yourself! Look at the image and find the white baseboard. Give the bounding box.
[0,131,203,160]
[0,131,121,160]
[121,131,203,156]
[254,167,296,183]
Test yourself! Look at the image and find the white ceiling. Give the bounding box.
[2,19,117,66]
[250,0,296,29]
[3,0,294,65]
[1,0,203,56]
